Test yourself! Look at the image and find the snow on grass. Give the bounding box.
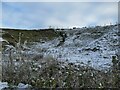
[31,25,118,70]
[0,82,8,90]
[0,37,4,42]
[17,83,31,88]
[0,82,31,89]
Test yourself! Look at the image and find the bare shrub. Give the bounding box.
[2,54,120,88]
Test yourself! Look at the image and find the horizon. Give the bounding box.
[1,23,118,30]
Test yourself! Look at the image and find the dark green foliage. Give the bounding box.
[2,28,59,45]
[57,31,67,46]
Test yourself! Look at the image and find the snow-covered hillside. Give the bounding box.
[31,25,119,70]
[2,25,119,70]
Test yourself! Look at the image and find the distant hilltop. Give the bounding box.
[1,24,119,31]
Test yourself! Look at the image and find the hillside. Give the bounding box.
[1,24,120,88]
[1,24,119,70]
[1,28,59,46]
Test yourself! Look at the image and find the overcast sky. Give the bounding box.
[1,2,118,29]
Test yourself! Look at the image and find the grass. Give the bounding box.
[2,55,120,88]
[2,28,59,46]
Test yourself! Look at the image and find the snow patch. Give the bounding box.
[0,82,8,90]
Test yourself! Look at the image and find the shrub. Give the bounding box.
[2,55,120,88]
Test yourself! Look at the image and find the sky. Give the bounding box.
[1,2,118,29]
